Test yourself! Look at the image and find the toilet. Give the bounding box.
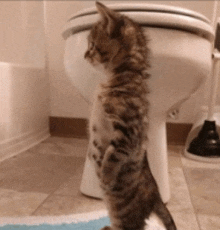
[63,3,214,203]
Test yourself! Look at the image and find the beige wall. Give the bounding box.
[45,1,220,122]
[0,1,50,159]
[0,1,45,67]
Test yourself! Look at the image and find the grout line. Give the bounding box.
[173,145,202,229]
[181,164,202,230]
[30,193,75,216]
[30,166,86,216]
[31,194,52,216]
[30,175,76,216]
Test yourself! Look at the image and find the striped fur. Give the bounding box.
[84,2,177,230]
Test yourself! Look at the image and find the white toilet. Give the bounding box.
[63,3,214,203]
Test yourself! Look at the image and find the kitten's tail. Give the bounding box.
[153,197,177,230]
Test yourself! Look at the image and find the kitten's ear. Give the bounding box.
[96,1,119,35]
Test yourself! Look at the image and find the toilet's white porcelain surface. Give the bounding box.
[69,3,209,22]
[63,4,214,202]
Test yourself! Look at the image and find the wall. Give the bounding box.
[0,1,45,67]
[0,1,50,161]
[45,0,220,123]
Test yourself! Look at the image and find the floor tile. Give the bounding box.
[167,167,198,229]
[171,211,200,230]
[54,176,83,196]
[32,194,105,216]
[168,155,182,169]
[30,137,89,158]
[168,145,183,157]
[168,167,192,212]
[197,214,220,230]
[167,146,183,169]
[0,135,218,230]
[0,151,85,194]
[0,188,47,216]
[184,168,220,216]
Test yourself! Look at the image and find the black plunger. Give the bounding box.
[188,120,220,157]
[188,22,220,158]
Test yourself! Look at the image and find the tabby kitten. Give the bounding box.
[84,2,177,230]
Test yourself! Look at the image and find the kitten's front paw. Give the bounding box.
[100,226,111,230]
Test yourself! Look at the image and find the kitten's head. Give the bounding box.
[84,1,148,72]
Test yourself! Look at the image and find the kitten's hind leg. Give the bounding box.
[153,197,177,230]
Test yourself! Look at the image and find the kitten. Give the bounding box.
[84,2,177,230]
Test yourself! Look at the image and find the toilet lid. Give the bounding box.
[63,3,214,41]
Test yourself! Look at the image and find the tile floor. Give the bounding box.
[0,136,219,230]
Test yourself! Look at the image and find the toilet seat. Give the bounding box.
[63,3,214,41]
[69,3,210,22]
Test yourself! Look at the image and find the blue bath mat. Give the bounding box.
[0,210,165,230]
[1,217,110,230]
[0,210,109,230]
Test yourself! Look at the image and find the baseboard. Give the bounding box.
[50,117,193,145]
[50,117,88,138]
[166,122,192,145]
[0,129,50,162]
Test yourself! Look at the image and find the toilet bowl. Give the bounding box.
[63,3,214,203]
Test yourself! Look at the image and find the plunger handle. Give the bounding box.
[206,1,219,121]
[207,51,220,121]
[211,0,218,28]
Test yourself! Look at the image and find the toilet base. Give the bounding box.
[80,156,103,199]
